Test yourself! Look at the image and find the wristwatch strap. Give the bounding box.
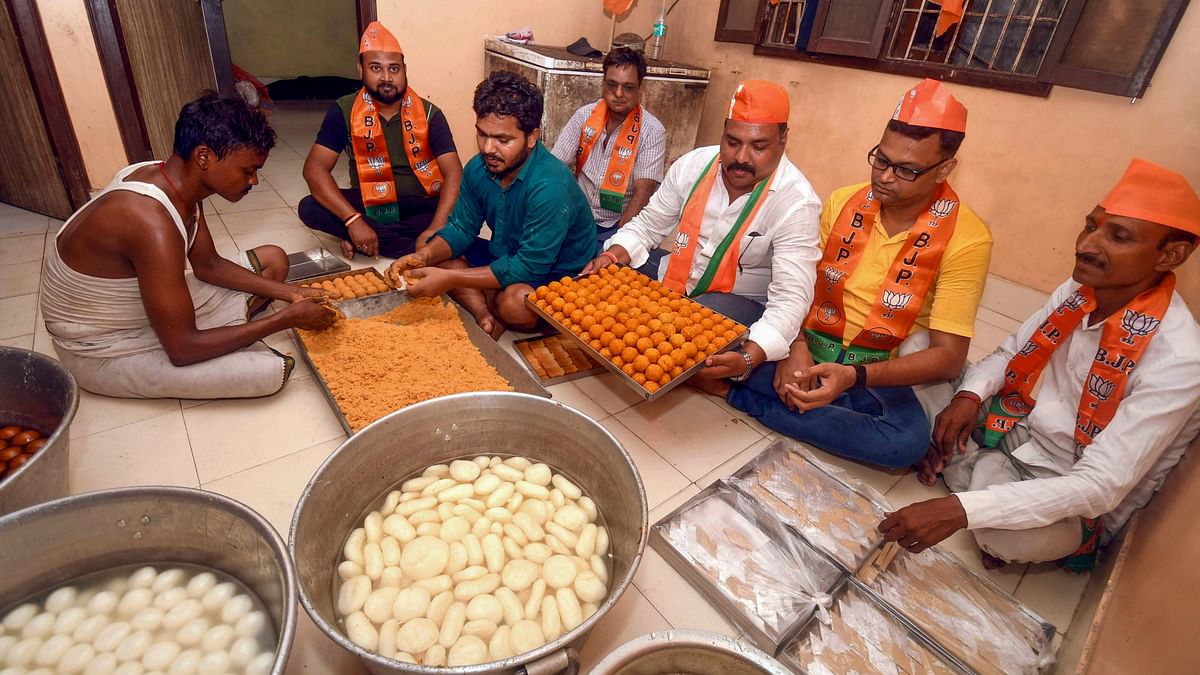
[853,364,868,388]
[730,350,755,382]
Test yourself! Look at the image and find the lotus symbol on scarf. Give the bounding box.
[1086,374,1116,407]
[1056,291,1088,315]
[880,290,913,319]
[1120,309,1160,345]
[618,146,633,160]
[367,155,387,172]
[583,126,597,140]
[1018,341,1039,357]
[819,303,839,324]
[928,199,957,220]
[823,267,845,291]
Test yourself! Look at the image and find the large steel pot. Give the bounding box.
[588,630,791,675]
[0,346,78,514]
[291,392,649,675]
[0,487,298,674]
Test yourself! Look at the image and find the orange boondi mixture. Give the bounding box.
[298,300,513,431]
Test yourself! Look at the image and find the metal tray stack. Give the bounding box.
[524,269,748,401]
[291,292,549,435]
[651,438,1057,673]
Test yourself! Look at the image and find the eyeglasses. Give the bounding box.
[867,145,948,182]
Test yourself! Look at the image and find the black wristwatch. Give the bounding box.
[852,364,869,388]
[730,350,755,382]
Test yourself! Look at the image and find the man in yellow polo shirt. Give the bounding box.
[710,79,992,468]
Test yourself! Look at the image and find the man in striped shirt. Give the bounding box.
[551,48,666,249]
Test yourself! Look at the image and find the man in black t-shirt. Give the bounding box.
[299,21,462,259]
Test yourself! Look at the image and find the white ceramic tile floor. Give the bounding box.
[0,104,1091,672]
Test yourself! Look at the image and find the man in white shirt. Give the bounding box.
[581,80,821,383]
[551,47,667,248]
[879,159,1200,570]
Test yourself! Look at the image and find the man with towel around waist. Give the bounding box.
[719,80,992,469]
[550,47,667,248]
[39,93,336,399]
[582,79,822,384]
[299,21,463,260]
[882,160,1200,571]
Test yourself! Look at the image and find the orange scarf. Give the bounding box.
[662,154,777,297]
[350,87,444,222]
[803,183,959,364]
[980,274,1175,570]
[576,101,642,213]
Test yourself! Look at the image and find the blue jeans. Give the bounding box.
[727,362,930,469]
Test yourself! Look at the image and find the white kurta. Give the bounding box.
[956,278,1200,533]
[605,146,822,361]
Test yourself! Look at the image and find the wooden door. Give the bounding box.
[0,0,88,218]
[112,0,218,159]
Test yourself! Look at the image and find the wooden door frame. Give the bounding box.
[5,0,91,207]
[88,0,376,165]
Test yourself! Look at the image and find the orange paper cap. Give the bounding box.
[360,21,403,55]
[891,78,967,133]
[1099,159,1200,237]
[727,80,790,125]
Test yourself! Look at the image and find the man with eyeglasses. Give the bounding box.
[551,47,666,249]
[581,80,822,385]
[718,79,993,469]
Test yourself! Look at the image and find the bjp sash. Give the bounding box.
[575,101,642,212]
[662,154,777,297]
[802,183,960,364]
[350,87,444,223]
[978,274,1174,571]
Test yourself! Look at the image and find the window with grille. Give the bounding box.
[713,0,1191,98]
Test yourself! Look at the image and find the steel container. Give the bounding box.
[588,630,792,675]
[0,346,79,514]
[290,392,648,674]
[0,487,298,673]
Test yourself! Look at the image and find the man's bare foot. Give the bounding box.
[475,312,505,340]
[687,375,731,399]
[980,550,1008,569]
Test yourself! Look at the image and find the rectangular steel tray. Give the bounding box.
[284,247,351,282]
[511,335,606,386]
[778,579,971,675]
[649,481,845,655]
[523,271,748,401]
[293,292,549,436]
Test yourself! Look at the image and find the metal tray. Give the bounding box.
[649,481,845,656]
[778,579,970,675]
[855,546,1057,675]
[511,335,606,386]
[292,293,549,436]
[523,274,748,401]
[284,247,350,282]
[725,438,891,573]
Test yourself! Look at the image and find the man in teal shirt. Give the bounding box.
[398,72,596,338]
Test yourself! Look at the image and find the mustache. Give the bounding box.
[727,163,754,174]
[1075,252,1105,268]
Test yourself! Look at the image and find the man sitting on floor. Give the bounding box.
[882,159,1200,571]
[583,79,822,383]
[395,71,597,338]
[717,79,992,469]
[550,47,666,248]
[299,21,462,260]
[40,92,336,399]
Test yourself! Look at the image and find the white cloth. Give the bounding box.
[550,102,667,229]
[605,146,822,361]
[955,278,1200,534]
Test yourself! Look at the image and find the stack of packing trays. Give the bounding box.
[650,438,1057,674]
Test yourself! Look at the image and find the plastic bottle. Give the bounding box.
[649,0,667,60]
